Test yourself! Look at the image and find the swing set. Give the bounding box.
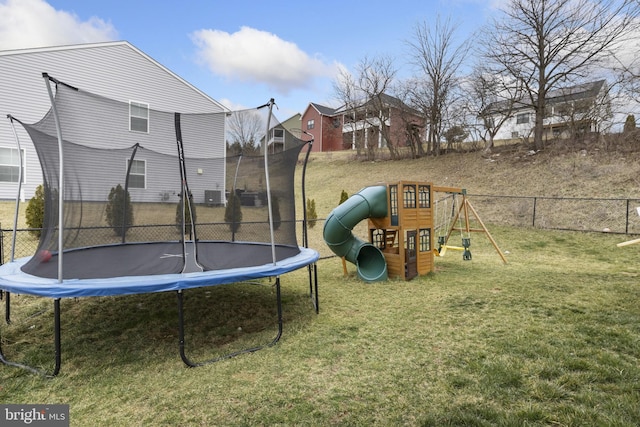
[433,186,508,264]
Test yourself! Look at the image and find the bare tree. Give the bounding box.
[406,16,470,155]
[546,82,614,139]
[481,0,640,151]
[612,30,640,115]
[465,67,523,154]
[226,109,264,155]
[333,56,401,160]
[333,67,365,156]
[394,80,428,158]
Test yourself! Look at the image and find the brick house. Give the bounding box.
[300,103,344,152]
[301,94,425,152]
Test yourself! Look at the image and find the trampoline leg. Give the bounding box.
[176,278,284,368]
[315,265,319,313]
[52,298,61,376]
[273,277,283,344]
[4,291,10,324]
[0,297,62,377]
[177,289,193,367]
[308,263,319,314]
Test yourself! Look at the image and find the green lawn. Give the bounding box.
[2,225,639,426]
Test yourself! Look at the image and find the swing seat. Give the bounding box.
[435,245,464,257]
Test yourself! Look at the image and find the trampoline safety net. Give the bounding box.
[12,76,309,280]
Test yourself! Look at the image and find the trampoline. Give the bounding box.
[0,74,319,376]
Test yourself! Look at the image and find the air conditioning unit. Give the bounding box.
[204,190,223,207]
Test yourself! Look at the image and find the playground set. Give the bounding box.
[323,181,507,282]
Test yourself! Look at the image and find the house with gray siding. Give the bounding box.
[0,41,228,204]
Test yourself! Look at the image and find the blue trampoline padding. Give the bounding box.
[0,246,318,298]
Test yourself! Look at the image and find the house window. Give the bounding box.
[130,101,149,133]
[0,147,24,183]
[403,184,416,208]
[556,104,570,117]
[418,185,430,208]
[574,100,590,114]
[419,228,431,252]
[516,113,530,124]
[270,128,284,142]
[511,131,520,138]
[307,119,315,130]
[127,159,146,189]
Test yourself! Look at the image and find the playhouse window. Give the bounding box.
[403,185,416,208]
[419,185,430,208]
[406,231,416,251]
[389,185,398,225]
[371,229,385,249]
[419,228,431,252]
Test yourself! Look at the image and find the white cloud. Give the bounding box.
[190,26,338,95]
[0,0,117,50]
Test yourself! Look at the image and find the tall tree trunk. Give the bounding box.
[534,69,546,151]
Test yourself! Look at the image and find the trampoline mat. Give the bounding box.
[22,241,301,280]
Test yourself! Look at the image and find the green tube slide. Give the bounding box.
[323,185,388,282]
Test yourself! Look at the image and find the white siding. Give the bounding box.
[0,41,226,202]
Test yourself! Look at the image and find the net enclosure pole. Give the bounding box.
[121,143,141,243]
[6,115,23,263]
[43,73,65,283]
[261,99,277,265]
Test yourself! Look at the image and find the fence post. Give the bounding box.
[0,225,3,265]
[532,197,537,228]
[626,199,630,234]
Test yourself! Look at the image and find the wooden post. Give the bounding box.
[438,189,508,264]
[617,238,640,247]
[464,199,508,264]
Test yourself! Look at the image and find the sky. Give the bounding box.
[0,0,500,120]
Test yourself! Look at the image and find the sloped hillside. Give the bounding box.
[301,139,640,219]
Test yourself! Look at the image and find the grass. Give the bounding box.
[1,226,639,426]
[2,147,640,425]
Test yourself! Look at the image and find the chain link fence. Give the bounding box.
[0,220,303,264]
[466,195,640,234]
[2,196,640,263]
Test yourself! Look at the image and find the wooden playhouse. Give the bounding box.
[367,181,506,280]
